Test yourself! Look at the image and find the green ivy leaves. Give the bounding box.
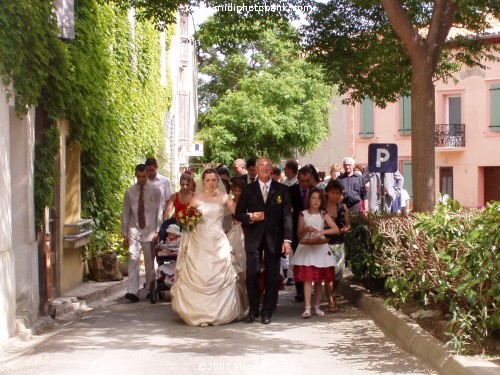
[1,1,172,254]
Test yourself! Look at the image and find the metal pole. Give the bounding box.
[380,172,385,213]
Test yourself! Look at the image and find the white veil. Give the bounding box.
[195,167,228,195]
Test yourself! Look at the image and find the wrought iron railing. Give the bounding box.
[435,124,465,148]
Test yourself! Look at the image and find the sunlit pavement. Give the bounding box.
[0,285,438,375]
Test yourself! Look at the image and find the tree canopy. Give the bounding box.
[302,0,500,107]
[195,16,332,164]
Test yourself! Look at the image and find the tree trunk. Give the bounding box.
[411,63,436,212]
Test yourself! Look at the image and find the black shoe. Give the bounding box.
[261,314,272,324]
[294,295,304,302]
[245,313,256,323]
[125,293,139,302]
[286,278,295,286]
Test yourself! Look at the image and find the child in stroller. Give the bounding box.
[149,219,180,303]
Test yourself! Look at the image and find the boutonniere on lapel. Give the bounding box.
[276,195,282,204]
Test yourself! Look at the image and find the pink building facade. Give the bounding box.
[301,37,500,208]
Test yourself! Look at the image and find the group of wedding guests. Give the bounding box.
[120,155,408,327]
[324,158,410,216]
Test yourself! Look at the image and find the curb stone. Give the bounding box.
[338,278,499,375]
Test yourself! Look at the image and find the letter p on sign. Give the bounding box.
[368,144,398,173]
[376,148,390,168]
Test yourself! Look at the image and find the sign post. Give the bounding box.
[368,144,398,212]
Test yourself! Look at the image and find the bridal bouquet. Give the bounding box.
[176,205,203,231]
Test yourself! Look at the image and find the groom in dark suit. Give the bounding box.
[235,157,293,324]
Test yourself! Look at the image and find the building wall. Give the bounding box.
[167,9,198,185]
[9,105,39,326]
[0,82,16,341]
[0,82,39,341]
[58,120,86,295]
[351,101,413,167]
[434,64,500,207]
[300,97,349,176]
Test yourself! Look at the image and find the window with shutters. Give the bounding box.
[399,95,411,135]
[359,97,374,138]
[490,83,500,131]
[447,96,462,136]
[179,11,189,67]
[180,11,189,37]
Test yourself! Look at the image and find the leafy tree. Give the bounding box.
[196,17,331,163]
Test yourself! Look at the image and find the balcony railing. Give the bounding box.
[435,123,465,148]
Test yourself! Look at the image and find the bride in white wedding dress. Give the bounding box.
[171,168,247,326]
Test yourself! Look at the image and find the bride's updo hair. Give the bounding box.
[201,168,219,181]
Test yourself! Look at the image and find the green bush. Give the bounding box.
[345,200,499,353]
[377,200,498,353]
[344,213,379,279]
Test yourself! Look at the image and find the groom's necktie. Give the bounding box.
[262,183,268,203]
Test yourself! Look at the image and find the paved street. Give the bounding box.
[0,287,437,375]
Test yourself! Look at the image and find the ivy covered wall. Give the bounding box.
[69,1,172,255]
[0,0,173,254]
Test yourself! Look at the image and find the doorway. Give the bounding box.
[484,167,500,203]
[439,167,453,199]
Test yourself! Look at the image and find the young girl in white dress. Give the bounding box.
[291,187,340,318]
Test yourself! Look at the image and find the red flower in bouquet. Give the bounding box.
[176,205,203,231]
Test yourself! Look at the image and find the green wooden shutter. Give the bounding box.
[399,95,411,135]
[402,160,412,204]
[360,98,374,138]
[490,84,500,131]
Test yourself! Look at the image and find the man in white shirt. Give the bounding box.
[145,157,174,217]
[121,164,163,302]
[282,159,298,186]
[400,188,411,216]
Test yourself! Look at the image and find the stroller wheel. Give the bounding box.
[149,281,157,304]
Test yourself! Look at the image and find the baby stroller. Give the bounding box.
[149,218,179,304]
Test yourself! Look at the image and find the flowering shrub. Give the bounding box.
[176,205,203,231]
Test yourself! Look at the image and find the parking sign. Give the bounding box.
[368,144,398,173]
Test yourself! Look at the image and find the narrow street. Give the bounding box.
[0,287,437,375]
